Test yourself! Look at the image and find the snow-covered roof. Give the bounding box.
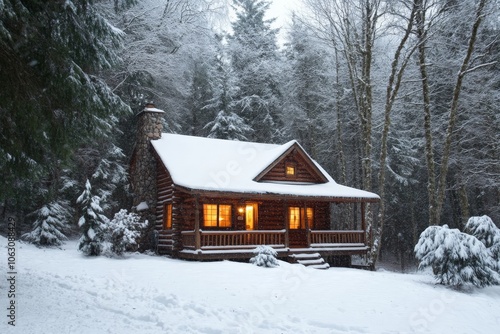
[151,133,379,201]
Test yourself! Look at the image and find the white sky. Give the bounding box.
[267,0,304,44]
[222,0,304,45]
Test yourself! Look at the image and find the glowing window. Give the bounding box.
[286,165,296,176]
[306,207,314,229]
[289,207,301,229]
[203,204,232,228]
[163,203,172,229]
[288,207,314,229]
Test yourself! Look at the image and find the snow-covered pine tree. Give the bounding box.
[0,0,133,198]
[103,209,147,256]
[414,225,499,288]
[228,0,283,143]
[22,201,73,246]
[77,180,108,256]
[203,36,252,141]
[90,143,128,211]
[464,215,500,270]
[206,111,252,141]
[250,245,279,268]
[464,215,500,248]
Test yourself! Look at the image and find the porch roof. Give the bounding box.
[151,133,379,202]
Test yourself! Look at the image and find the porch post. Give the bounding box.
[304,203,311,247]
[195,195,201,250]
[284,200,289,248]
[361,202,366,244]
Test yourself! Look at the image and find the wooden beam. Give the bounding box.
[195,195,201,250]
[284,200,289,248]
[304,202,311,247]
[361,202,366,245]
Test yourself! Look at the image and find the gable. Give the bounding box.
[254,143,328,184]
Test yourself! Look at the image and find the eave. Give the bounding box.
[173,184,380,204]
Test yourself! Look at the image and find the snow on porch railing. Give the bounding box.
[181,230,286,250]
[310,230,365,245]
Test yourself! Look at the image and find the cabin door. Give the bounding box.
[245,203,258,230]
[288,207,308,248]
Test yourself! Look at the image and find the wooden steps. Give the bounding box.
[289,253,330,270]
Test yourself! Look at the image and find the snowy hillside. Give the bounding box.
[1,236,500,334]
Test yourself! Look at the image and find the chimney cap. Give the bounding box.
[137,102,165,115]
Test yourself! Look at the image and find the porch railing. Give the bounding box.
[181,229,366,250]
[310,230,365,245]
[181,229,286,250]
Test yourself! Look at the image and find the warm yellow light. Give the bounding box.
[238,207,244,213]
[286,166,295,176]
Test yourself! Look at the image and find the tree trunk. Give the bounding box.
[375,2,418,266]
[415,0,438,226]
[434,0,488,224]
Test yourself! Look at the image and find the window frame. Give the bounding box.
[163,203,172,230]
[285,162,297,178]
[288,206,314,230]
[203,203,233,229]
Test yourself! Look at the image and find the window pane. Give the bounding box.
[219,205,232,227]
[286,165,295,176]
[164,204,172,229]
[203,204,218,227]
[289,207,300,229]
[306,207,314,229]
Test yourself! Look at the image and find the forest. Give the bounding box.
[0,0,498,266]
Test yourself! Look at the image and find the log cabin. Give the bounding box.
[130,104,380,268]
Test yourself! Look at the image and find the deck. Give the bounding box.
[158,229,369,260]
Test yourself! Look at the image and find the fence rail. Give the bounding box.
[181,229,365,250]
[310,230,365,245]
[181,230,286,250]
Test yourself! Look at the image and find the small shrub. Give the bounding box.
[250,245,279,268]
[22,201,72,246]
[103,209,147,256]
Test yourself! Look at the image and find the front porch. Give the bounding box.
[175,229,369,261]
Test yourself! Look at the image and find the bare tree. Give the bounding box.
[415,0,492,226]
[375,0,419,264]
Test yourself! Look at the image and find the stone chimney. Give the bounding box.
[130,103,165,218]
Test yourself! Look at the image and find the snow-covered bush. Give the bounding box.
[464,215,500,248]
[465,215,500,270]
[77,180,108,256]
[22,201,73,246]
[103,209,147,256]
[250,245,279,268]
[414,225,499,288]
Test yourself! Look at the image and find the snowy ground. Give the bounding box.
[1,236,500,334]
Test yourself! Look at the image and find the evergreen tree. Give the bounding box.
[206,111,252,141]
[22,201,73,246]
[464,216,500,249]
[77,180,108,256]
[203,35,251,140]
[228,0,282,143]
[187,61,216,136]
[465,215,500,269]
[282,18,331,159]
[0,0,133,200]
[415,225,499,288]
[84,142,128,212]
[250,245,279,268]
